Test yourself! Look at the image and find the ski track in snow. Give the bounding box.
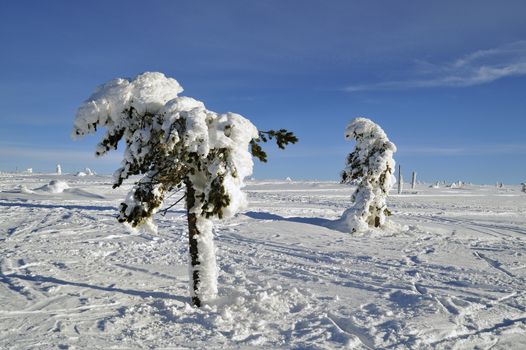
[0,174,525,349]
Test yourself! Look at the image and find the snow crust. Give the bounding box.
[1,174,525,349]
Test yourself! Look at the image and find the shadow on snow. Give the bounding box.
[2,273,188,304]
[244,211,343,231]
[0,200,116,212]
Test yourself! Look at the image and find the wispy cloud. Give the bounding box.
[398,143,526,156]
[346,41,526,91]
[263,143,526,159]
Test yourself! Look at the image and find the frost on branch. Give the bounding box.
[340,117,396,233]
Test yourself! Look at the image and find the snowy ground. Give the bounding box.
[1,173,525,349]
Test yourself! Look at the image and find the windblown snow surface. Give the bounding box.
[0,173,525,349]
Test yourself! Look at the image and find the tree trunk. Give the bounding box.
[185,180,201,307]
[411,171,417,190]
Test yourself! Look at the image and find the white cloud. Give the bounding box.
[346,41,526,91]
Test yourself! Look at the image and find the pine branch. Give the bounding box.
[258,129,298,149]
[250,139,268,162]
[251,129,298,162]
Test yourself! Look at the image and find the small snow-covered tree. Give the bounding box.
[56,164,62,175]
[72,72,296,307]
[340,117,396,232]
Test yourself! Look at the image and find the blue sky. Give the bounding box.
[1,0,525,183]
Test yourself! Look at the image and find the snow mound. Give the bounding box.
[37,180,70,193]
[18,184,35,194]
[104,285,314,347]
[75,168,95,177]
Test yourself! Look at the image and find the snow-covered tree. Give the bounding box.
[56,164,62,175]
[340,117,396,233]
[72,72,296,307]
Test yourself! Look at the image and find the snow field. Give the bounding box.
[0,174,525,349]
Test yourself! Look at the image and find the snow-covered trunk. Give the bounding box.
[341,185,373,232]
[397,165,403,194]
[411,171,416,190]
[185,180,218,307]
